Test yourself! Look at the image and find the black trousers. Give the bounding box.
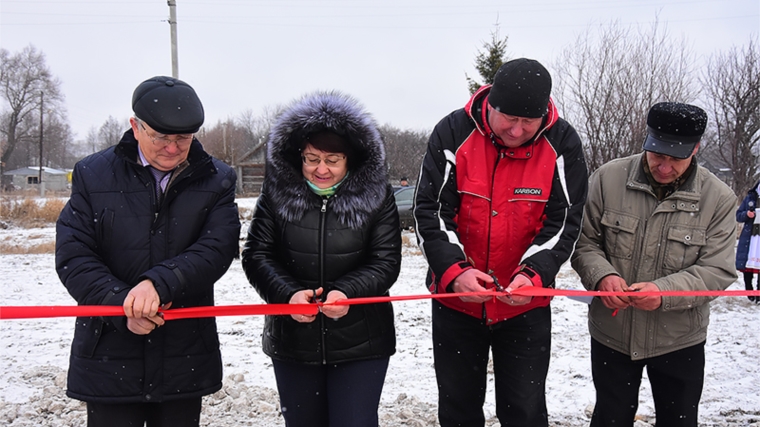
[87,397,202,427]
[590,338,705,427]
[744,271,757,289]
[432,300,551,427]
[272,356,390,427]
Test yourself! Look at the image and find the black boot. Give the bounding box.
[744,272,755,302]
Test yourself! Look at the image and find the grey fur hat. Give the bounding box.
[264,91,388,229]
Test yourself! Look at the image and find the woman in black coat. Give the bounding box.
[241,91,401,427]
[736,180,760,302]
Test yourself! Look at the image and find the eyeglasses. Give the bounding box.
[137,120,193,148]
[301,153,346,167]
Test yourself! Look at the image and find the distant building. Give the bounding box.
[2,166,69,191]
[235,142,267,195]
[698,157,733,190]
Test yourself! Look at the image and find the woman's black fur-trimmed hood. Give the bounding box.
[264,91,388,229]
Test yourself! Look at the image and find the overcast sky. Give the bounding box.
[1,0,758,141]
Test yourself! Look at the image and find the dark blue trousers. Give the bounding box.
[432,300,551,427]
[272,356,390,427]
[87,397,202,427]
[590,338,705,427]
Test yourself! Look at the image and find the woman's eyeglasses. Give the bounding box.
[302,153,346,167]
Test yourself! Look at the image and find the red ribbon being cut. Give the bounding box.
[1,288,759,320]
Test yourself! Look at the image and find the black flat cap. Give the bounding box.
[642,102,707,159]
[132,76,204,134]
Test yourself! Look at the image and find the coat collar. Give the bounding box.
[464,85,558,151]
[627,153,701,202]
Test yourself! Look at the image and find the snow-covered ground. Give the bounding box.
[1,197,759,426]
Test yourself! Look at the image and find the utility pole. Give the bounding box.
[168,0,179,78]
[38,91,44,193]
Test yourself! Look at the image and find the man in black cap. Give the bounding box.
[571,102,737,426]
[56,76,240,427]
[414,58,588,426]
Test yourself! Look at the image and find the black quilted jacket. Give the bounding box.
[241,91,401,364]
[56,130,240,403]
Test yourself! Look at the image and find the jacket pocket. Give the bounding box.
[95,208,115,262]
[71,317,104,358]
[663,226,706,272]
[600,211,639,259]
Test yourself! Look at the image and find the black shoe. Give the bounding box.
[750,296,756,302]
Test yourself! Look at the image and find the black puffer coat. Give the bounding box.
[241,91,401,364]
[736,181,760,270]
[56,130,240,403]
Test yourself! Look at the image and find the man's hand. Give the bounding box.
[127,315,166,335]
[627,282,662,311]
[124,279,161,318]
[322,290,349,319]
[496,274,533,306]
[748,210,755,219]
[597,275,632,310]
[450,269,493,303]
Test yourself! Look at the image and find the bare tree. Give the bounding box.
[200,118,251,166]
[0,109,74,171]
[0,45,64,176]
[40,113,74,169]
[700,37,760,196]
[98,116,128,152]
[236,105,284,154]
[84,127,99,154]
[466,24,510,95]
[380,124,429,185]
[553,19,697,171]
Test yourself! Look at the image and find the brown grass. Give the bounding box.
[0,241,56,254]
[238,205,254,221]
[0,197,62,254]
[402,232,422,256]
[0,197,66,228]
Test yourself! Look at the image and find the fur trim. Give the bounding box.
[264,91,388,229]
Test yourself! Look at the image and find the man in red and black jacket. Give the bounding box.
[414,58,588,427]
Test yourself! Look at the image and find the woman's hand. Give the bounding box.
[321,290,349,319]
[289,288,322,323]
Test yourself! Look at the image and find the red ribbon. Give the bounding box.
[2,288,759,320]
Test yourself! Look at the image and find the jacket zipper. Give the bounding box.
[482,149,504,321]
[319,197,328,364]
[629,198,656,355]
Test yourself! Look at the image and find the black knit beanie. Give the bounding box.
[487,58,552,118]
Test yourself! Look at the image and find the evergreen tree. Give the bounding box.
[466,26,510,94]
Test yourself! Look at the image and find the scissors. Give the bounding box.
[491,275,506,293]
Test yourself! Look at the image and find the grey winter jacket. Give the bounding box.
[571,153,737,360]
